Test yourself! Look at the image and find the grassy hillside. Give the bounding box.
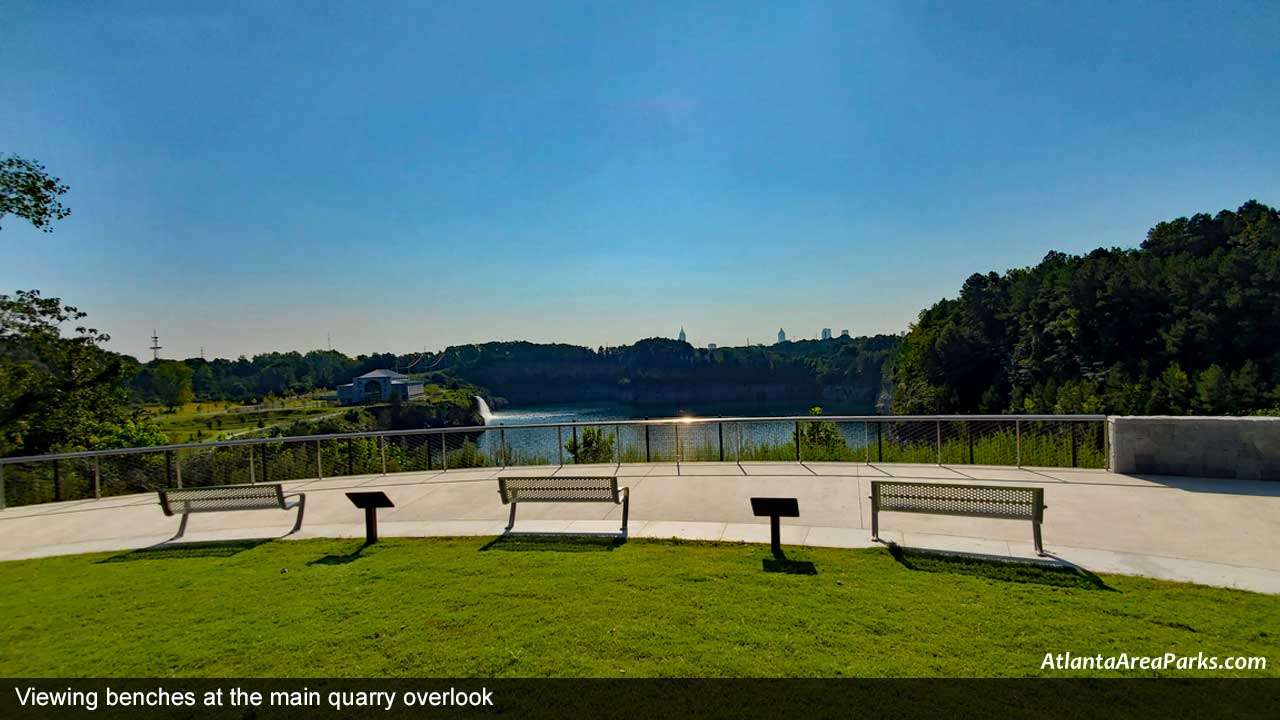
[0,538,1273,677]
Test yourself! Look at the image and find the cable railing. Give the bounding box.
[0,414,1108,508]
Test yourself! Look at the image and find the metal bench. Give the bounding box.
[498,476,630,533]
[870,481,1046,555]
[158,483,306,539]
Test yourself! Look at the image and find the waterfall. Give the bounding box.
[475,396,494,424]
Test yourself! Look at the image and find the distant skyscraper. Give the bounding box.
[678,326,686,343]
[841,329,850,338]
[777,328,786,344]
[821,328,832,340]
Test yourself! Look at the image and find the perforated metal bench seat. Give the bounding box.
[497,476,630,533]
[158,483,306,539]
[870,480,1047,555]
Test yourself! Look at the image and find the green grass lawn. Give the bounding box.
[0,538,1274,677]
[144,402,341,443]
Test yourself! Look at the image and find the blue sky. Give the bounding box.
[3,1,1278,360]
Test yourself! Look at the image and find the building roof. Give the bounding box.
[356,369,407,379]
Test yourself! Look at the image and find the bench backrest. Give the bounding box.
[159,483,287,516]
[498,476,620,504]
[871,481,1044,521]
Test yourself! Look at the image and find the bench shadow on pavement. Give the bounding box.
[98,538,270,563]
[887,543,1113,590]
[480,532,627,553]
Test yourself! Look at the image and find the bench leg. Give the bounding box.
[1033,520,1044,556]
[506,502,518,531]
[870,506,879,542]
[175,512,190,539]
[620,495,629,534]
[290,495,307,535]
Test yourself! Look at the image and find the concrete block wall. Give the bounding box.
[1109,416,1280,480]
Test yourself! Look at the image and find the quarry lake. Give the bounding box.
[482,399,877,426]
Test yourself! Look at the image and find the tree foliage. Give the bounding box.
[0,155,71,232]
[0,290,149,456]
[893,201,1280,415]
[565,426,616,464]
[151,360,194,410]
[429,336,901,406]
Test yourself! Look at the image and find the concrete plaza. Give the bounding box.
[1,461,1277,593]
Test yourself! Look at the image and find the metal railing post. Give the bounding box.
[163,452,171,491]
[315,439,323,479]
[1070,422,1078,468]
[674,423,680,463]
[380,436,388,474]
[93,457,101,499]
[968,421,975,464]
[0,464,6,509]
[877,422,883,462]
[737,422,743,462]
[175,449,183,488]
[499,425,506,468]
[644,423,651,463]
[864,420,870,465]
[347,437,354,476]
[795,421,802,462]
[936,419,943,465]
[718,420,724,462]
[1103,418,1110,470]
[1015,419,1022,468]
[558,425,564,465]
[440,431,447,471]
[261,443,269,484]
[615,425,621,464]
[572,426,579,464]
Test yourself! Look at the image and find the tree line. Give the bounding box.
[427,336,900,406]
[892,200,1280,415]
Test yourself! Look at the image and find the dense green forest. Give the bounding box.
[129,351,413,405]
[427,336,900,407]
[892,201,1280,415]
[121,334,900,410]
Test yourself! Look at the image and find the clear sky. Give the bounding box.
[3,1,1278,360]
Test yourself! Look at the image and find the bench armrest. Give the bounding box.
[616,486,629,503]
[282,492,306,510]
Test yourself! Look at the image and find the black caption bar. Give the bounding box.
[3,679,1277,720]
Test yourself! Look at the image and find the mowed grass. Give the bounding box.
[0,538,1275,678]
[144,402,341,443]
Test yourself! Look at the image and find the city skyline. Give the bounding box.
[4,3,1278,360]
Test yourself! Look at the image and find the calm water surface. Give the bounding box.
[486,400,874,426]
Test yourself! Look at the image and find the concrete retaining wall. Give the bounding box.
[1109,416,1280,480]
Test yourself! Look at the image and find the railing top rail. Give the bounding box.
[0,413,1108,465]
